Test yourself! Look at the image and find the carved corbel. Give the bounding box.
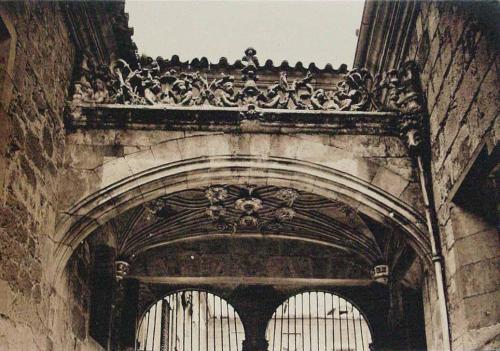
[115,260,130,281]
[380,62,427,156]
[398,113,424,155]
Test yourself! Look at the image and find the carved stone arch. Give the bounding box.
[52,153,431,284]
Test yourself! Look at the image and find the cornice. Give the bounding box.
[67,103,400,136]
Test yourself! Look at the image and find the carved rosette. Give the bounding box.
[144,197,170,220]
[205,186,228,204]
[234,197,263,214]
[234,195,262,228]
[274,188,299,206]
[239,214,259,228]
[398,113,423,154]
[206,205,226,221]
[204,186,302,232]
[274,207,295,221]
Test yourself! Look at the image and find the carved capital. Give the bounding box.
[372,264,390,284]
[115,260,130,281]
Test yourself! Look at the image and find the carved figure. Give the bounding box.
[213,74,239,107]
[170,76,193,106]
[380,62,423,114]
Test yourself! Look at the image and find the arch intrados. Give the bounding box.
[53,156,431,282]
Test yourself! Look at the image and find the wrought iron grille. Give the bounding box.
[266,291,372,351]
[136,290,244,351]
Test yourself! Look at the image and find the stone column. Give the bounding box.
[233,286,278,351]
[242,338,269,351]
[241,312,269,351]
[110,261,139,351]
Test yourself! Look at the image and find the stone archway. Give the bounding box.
[136,289,245,351]
[53,150,431,281]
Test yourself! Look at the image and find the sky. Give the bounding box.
[125,0,365,68]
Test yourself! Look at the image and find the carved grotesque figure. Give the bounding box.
[214,74,239,107]
[170,76,193,106]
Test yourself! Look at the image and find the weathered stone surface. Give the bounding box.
[0,1,129,350]
[403,2,500,350]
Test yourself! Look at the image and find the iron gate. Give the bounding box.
[266,291,372,351]
[136,290,244,351]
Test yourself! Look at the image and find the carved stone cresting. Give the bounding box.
[71,49,425,115]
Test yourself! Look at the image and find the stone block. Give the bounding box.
[66,129,117,147]
[399,181,425,215]
[457,258,499,298]
[0,279,14,316]
[371,166,409,198]
[123,148,160,175]
[150,139,183,165]
[328,135,387,157]
[242,133,272,158]
[116,130,186,148]
[444,246,459,281]
[463,290,500,330]
[450,205,493,239]
[455,229,499,266]
[97,157,134,189]
[268,134,299,159]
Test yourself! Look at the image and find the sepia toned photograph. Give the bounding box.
[0,0,498,350]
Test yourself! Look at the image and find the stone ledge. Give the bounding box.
[67,103,401,135]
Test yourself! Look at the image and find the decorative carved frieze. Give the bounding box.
[70,49,425,117]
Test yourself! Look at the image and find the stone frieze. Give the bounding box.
[71,48,425,115]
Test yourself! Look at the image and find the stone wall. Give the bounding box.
[404,2,499,350]
[0,2,102,350]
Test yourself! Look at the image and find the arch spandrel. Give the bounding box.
[61,132,419,214]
